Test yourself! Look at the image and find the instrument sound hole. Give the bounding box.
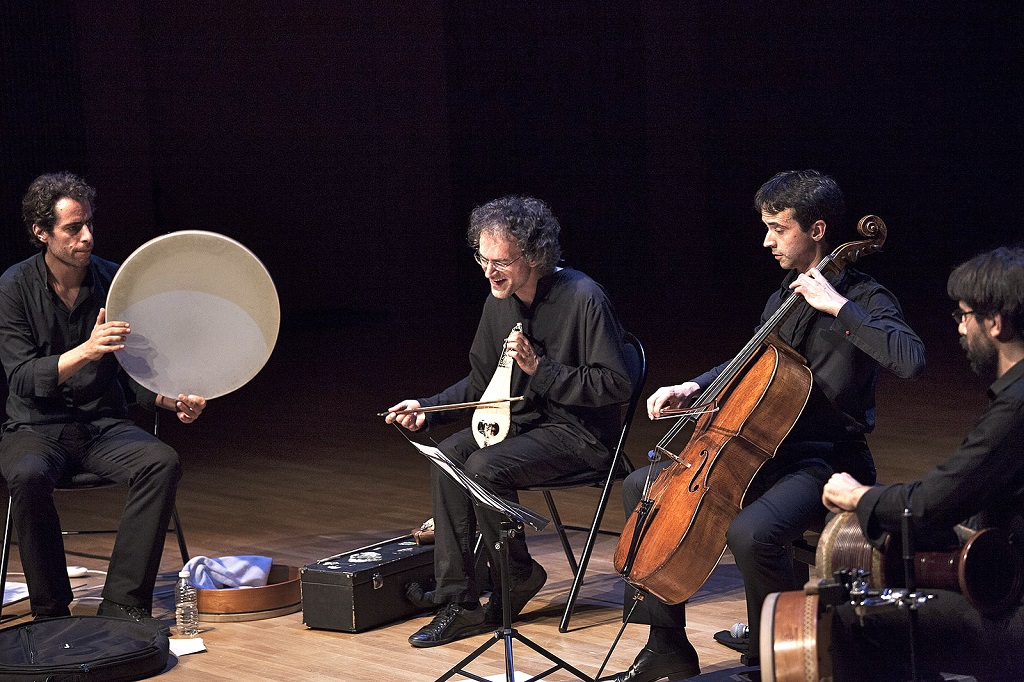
[477,422,499,437]
[964,533,1017,609]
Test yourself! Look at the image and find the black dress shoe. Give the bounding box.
[484,559,547,626]
[96,599,170,635]
[599,645,701,682]
[408,602,490,648]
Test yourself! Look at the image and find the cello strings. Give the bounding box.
[653,250,839,451]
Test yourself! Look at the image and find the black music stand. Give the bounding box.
[403,437,594,682]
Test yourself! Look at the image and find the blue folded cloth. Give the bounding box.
[182,555,273,589]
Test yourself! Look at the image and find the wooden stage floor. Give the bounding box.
[0,309,986,680]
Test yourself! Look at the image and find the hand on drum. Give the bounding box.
[822,471,871,513]
[163,394,206,424]
[385,400,425,431]
[646,382,701,419]
[85,308,130,360]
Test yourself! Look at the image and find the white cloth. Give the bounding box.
[2,581,28,606]
[182,555,273,589]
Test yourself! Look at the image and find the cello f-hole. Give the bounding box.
[687,450,709,493]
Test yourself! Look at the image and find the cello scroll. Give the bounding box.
[821,214,887,274]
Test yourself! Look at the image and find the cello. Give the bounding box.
[613,215,888,605]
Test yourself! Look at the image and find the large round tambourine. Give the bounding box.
[105,230,280,400]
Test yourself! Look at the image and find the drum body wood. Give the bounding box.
[761,591,834,682]
[815,511,1023,615]
[814,511,888,588]
[106,230,279,399]
[196,564,301,622]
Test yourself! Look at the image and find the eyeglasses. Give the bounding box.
[951,308,976,324]
[473,252,523,272]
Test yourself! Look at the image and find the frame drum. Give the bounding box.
[761,591,834,682]
[106,230,279,399]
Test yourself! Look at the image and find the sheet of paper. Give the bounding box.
[409,441,548,531]
[169,637,207,656]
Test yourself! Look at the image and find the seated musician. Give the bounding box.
[386,195,633,648]
[822,245,1024,682]
[0,172,207,632]
[608,170,925,682]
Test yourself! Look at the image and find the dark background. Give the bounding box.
[2,1,1022,394]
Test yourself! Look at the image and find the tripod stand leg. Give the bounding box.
[434,520,594,682]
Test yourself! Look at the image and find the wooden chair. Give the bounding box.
[523,332,647,632]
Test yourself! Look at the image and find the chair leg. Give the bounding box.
[0,496,12,615]
[170,506,189,564]
[543,491,579,575]
[156,411,190,565]
[558,474,618,633]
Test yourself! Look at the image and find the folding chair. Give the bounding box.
[523,331,647,632]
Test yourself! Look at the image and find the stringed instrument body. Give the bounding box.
[613,340,812,603]
[614,215,889,605]
[472,322,522,448]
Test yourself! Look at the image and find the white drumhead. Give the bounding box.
[106,230,280,399]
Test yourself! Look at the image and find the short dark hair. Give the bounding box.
[947,246,1024,336]
[21,172,96,250]
[754,170,845,238]
[467,196,562,273]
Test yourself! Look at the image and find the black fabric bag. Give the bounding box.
[0,616,169,681]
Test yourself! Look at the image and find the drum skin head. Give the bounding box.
[106,230,280,399]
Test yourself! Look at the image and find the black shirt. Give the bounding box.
[857,358,1024,549]
[691,267,926,475]
[0,253,156,437]
[420,267,633,467]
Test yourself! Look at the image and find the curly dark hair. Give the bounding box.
[948,246,1024,336]
[467,196,562,274]
[754,170,845,239]
[21,172,96,250]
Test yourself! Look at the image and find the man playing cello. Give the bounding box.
[608,170,925,681]
[386,195,633,648]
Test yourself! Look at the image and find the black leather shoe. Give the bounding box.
[599,645,701,682]
[408,602,490,648]
[484,559,547,625]
[97,599,170,635]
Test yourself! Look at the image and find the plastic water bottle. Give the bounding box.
[175,569,200,637]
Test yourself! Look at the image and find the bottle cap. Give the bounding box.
[179,569,190,578]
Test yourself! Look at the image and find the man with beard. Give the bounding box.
[822,245,1024,681]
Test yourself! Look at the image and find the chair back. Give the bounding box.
[613,331,648,474]
[525,331,646,490]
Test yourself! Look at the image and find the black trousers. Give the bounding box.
[0,421,181,617]
[621,448,837,652]
[430,424,604,605]
[830,590,1024,682]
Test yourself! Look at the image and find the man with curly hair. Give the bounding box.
[0,172,207,632]
[387,195,633,647]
